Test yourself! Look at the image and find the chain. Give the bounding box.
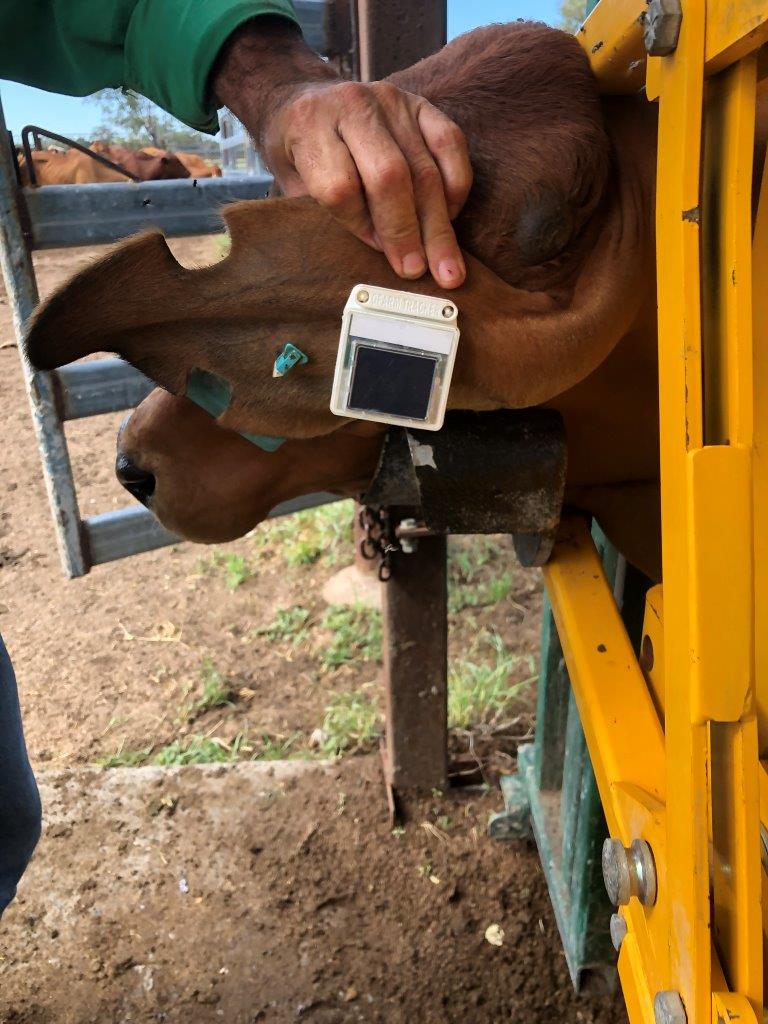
[358,505,400,582]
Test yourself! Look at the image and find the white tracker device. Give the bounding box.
[330,284,460,431]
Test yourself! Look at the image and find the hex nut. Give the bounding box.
[643,0,682,57]
[654,990,687,1024]
[609,913,627,951]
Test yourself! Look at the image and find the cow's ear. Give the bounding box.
[25,229,201,396]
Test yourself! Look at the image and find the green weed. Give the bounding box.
[222,553,250,590]
[256,605,311,645]
[448,571,514,614]
[448,630,536,730]
[177,660,235,723]
[320,604,382,670]
[152,732,248,766]
[448,537,499,583]
[195,550,251,590]
[318,685,381,756]
[253,732,305,760]
[96,743,153,768]
[252,501,353,568]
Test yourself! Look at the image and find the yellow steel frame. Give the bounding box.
[540,3,768,1021]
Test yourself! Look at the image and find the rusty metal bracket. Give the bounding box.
[361,409,567,566]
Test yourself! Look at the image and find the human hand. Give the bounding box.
[213,17,472,289]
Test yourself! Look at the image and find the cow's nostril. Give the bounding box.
[115,453,156,506]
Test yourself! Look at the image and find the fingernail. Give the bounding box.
[437,258,464,287]
[402,252,426,278]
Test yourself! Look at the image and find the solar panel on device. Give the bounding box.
[348,344,437,421]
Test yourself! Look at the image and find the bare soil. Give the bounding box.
[0,240,627,1022]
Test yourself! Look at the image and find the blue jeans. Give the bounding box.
[0,633,41,916]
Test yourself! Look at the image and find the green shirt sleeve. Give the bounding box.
[0,0,299,134]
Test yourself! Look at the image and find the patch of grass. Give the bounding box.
[449,570,515,614]
[252,501,353,568]
[177,660,236,723]
[318,685,381,756]
[253,732,305,760]
[195,551,252,590]
[320,603,382,670]
[256,605,311,645]
[222,553,250,590]
[448,537,499,584]
[448,630,536,730]
[96,743,153,768]
[96,729,313,770]
[152,732,248,766]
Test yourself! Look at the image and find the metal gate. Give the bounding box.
[0,2,337,578]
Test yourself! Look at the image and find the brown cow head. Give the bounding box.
[116,389,383,541]
[25,22,656,546]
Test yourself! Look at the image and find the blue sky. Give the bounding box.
[0,1,562,138]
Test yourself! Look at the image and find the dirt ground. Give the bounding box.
[0,240,627,1022]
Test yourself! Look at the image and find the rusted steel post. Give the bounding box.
[355,1,449,795]
[383,535,448,792]
[356,0,450,794]
[357,0,447,80]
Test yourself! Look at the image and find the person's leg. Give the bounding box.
[0,633,41,916]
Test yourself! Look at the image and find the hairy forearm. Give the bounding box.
[211,16,338,146]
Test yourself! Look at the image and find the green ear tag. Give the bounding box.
[273,342,309,378]
[186,369,285,453]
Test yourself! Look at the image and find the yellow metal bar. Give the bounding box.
[706,0,768,75]
[577,0,647,93]
[754,64,768,1023]
[544,517,667,1020]
[561,4,768,1021]
[697,55,762,1016]
[543,519,666,821]
[653,4,710,1018]
[701,59,756,448]
[753,104,768,758]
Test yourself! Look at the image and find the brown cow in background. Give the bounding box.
[141,147,222,178]
[17,142,190,185]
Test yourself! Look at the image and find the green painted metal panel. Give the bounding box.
[493,518,652,992]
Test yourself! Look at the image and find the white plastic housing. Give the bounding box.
[330,284,460,430]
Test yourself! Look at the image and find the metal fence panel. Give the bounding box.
[24,175,272,249]
[85,494,341,567]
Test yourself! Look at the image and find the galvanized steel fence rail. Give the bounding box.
[0,2,338,577]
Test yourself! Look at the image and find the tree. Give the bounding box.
[88,89,218,155]
[560,0,587,33]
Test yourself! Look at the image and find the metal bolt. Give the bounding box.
[602,837,657,907]
[654,991,687,1024]
[397,517,419,554]
[442,304,454,318]
[643,0,682,57]
[357,289,369,303]
[609,913,627,951]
